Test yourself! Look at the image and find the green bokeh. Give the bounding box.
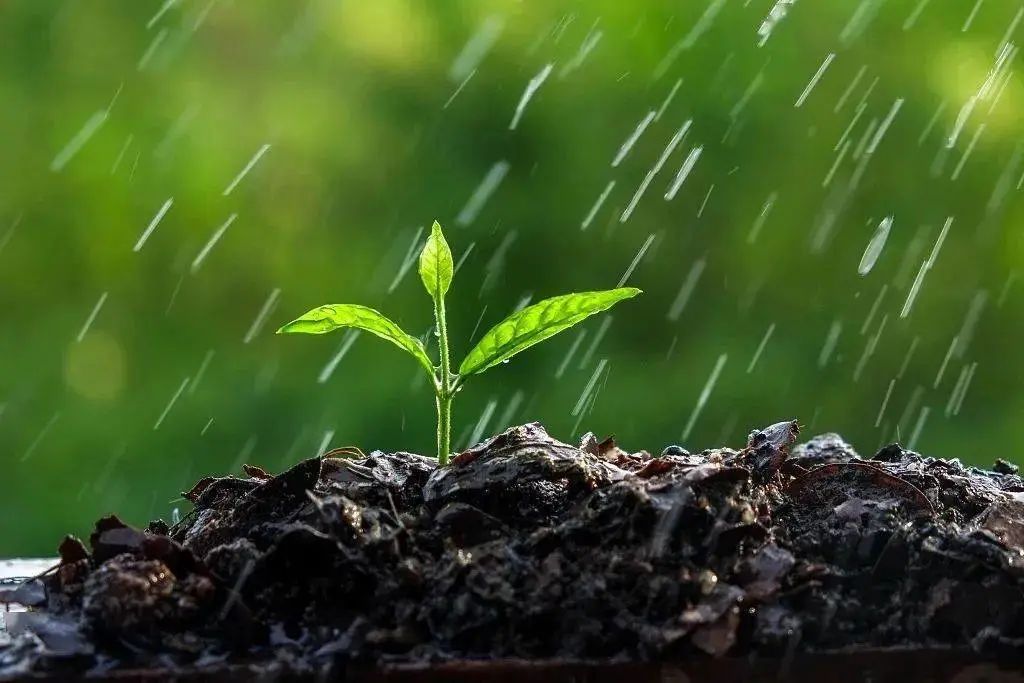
[1,1,1021,555]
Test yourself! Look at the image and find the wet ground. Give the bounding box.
[3,421,1024,680]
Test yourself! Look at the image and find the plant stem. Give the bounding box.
[436,393,452,466]
[434,294,453,465]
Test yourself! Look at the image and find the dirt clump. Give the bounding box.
[3,421,1024,677]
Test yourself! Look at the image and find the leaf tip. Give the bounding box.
[276,319,302,334]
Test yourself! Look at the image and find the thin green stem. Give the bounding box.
[436,393,452,466]
[434,295,453,465]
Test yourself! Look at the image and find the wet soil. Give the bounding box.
[3,421,1024,681]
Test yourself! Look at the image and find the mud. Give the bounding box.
[3,421,1024,680]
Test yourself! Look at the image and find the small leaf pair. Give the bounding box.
[279,221,640,465]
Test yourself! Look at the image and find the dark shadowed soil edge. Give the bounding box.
[3,421,1024,682]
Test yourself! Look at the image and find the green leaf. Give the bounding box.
[459,288,641,376]
[277,304,434,376]
[418,221,453,302]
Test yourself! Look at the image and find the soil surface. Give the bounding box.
[3,421,1024,680]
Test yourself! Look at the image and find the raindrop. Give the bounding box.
[996,272,1018,307]
[243,288,282,344]
[823,140,851,187]
[572,358,608,417]
[839,0,884,45]
[757,0,797,47]
[857,215,892,275]
[316,430,335,457]
[817,320,843,368]
[443,69,475,109]
[189,350,216,395]
[653,0,726,79]
[457,160,509,226]
[997,8,1024,54]
[223,143,271,196]
[191,0,219,32]
[511,293,533,314]
[962,0,985,32]
[466,398,498,448]
[111,134,134,174]
[667,257,706,322]
[509,63,553,131]
[746,323,776,374]
[387,226,425,293]
[897,336,921,378]
[449,16,504,82]
[155,104,201,159]
[50,110,108,172]
[697,185,714,217]
[794,52,835,108]
[950,123,985,180]
[907,406,931,450]
[147,0,179,29]
[76,292,109,343]
[578,317,613,370]
[191,213,237,274]
[621,120,690,222]
[581,180,615,230]
[654,78,683,121]
[746,192,777,244]
[985,142,1023,213]
[0,215,19,258]
[917,102,947,148]
[835,102,866,151]
[897,385,925,439]
[555,329,588,379]
[902,0,931,30]
[865,98,904,155]
[612,110,656,167]
[496,390,524,430]
[133,198,174,252]
[947,43,1013,148]
[154,377,190,430]
[934,335,959,388]
[852,314,888,382]
[833,64,867,112]
[664,146,703,200]
[875,378,896,427]
[682,353,728,441]
[21,412,61,462]
[900,216,952,319]
[729,70,764,119]
[318,330,361,384]
[560,23,602,78]
[859,284,888,334]
[952,362,978,416]
[952,289,989,359]
[616,233,656,287]
[137,28,169,71]
[468,305,489,342]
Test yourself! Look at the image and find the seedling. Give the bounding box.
[278,221,640,465]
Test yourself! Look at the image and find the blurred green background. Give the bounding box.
[1,0,1021,555]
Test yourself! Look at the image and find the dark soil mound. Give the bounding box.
[3,422,1024,679]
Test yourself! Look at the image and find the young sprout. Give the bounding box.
[278,221,640,465]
